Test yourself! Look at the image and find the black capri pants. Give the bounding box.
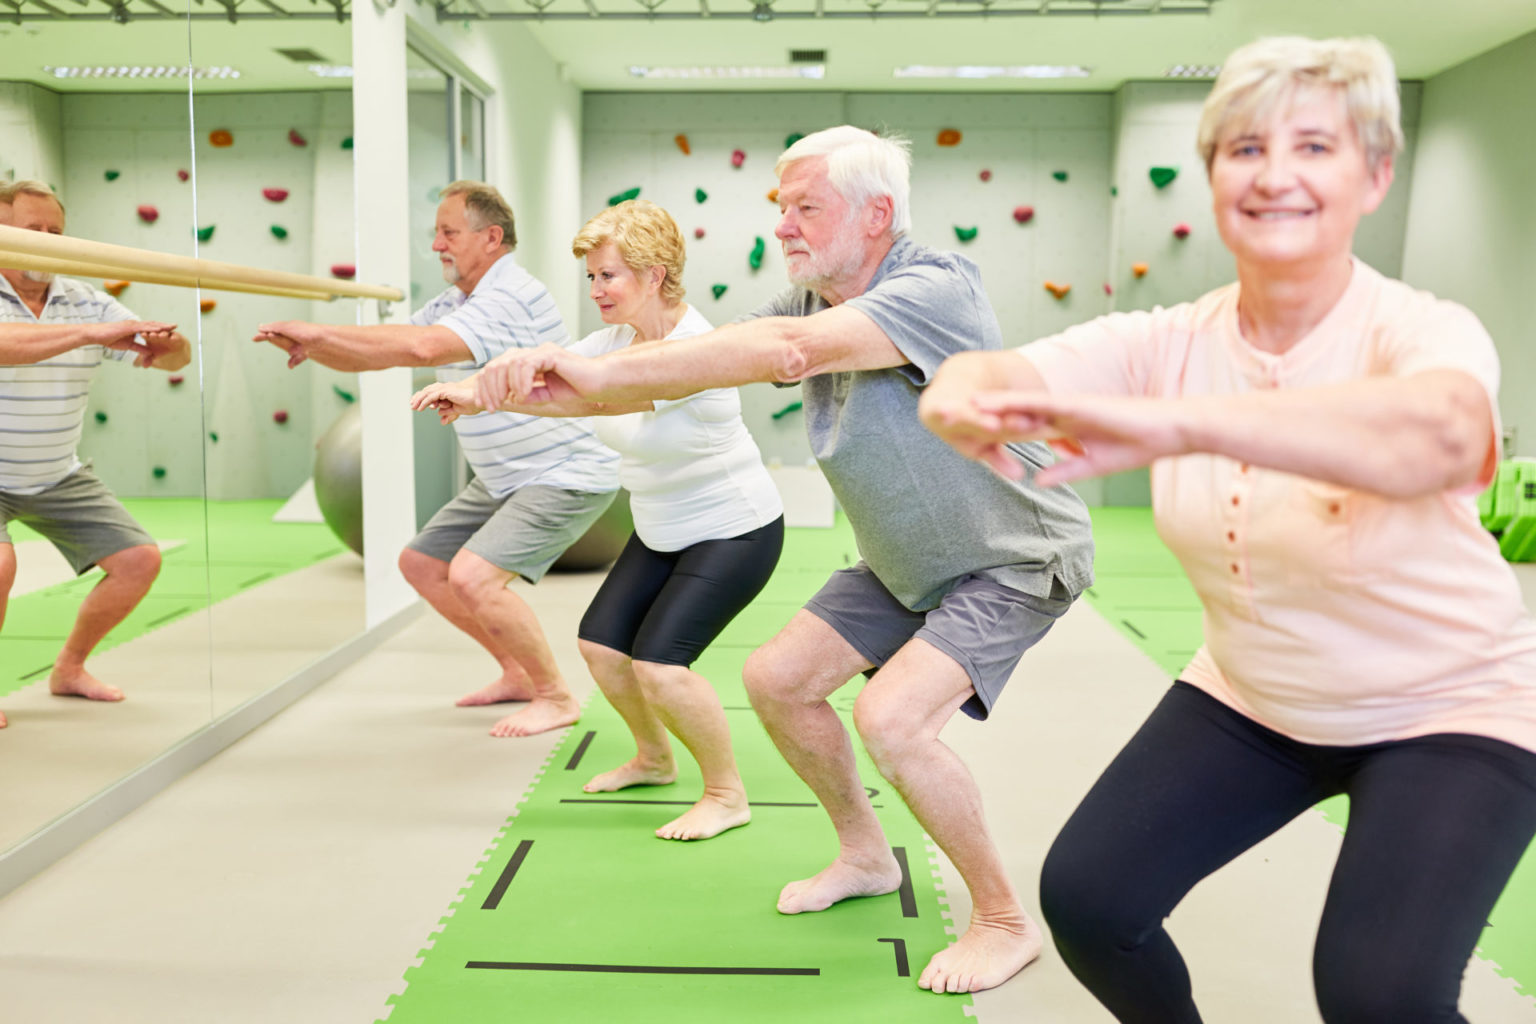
[577,517,784,667]
[1039,681,1536,1024]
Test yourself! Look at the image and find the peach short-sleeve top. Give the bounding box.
[1021,259,1536,754]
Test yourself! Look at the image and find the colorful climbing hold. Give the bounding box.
[785,133,805,149]
[711,284,728,300]
[954,226,978,243]
[341,136,354,150]
[1012,206,1035,225]
[104,170,121,182]
[1052,171,1068,182]
[748,236,766,271]
[694,227,706,240]
[674,134,691,155]
[771,401,803,421]
[730,149,746,169]
[695,188,708,203]
[209,129,233,147]
[1111,186,1118,197]
[208,431,219,443]
[979,169,992,183]
[331,264,357,279]
[936,129,962,147]
[767,188,779,203]
[137,205,159,224]
[1172,222,1192,239]
[196,225,215,243]
[607,187,641,207]
[103,281,130,297]
[152,466,167,479]
[288,128,308,147]
[333,384,356,403]
[262,188,290,203]
[177,169,190,182]
[94,411,108,424]
[1103,283,1113,296]
[1044,281,1071,300]
[200,299,217,313]
[270,225,289,240]
[169,375,185,386]
[1132,262,1149,278]
[1149,166,1179,189]
[273,410,289,425]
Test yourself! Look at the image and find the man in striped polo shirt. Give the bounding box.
[255,181,619,739]
[0,180,192,730]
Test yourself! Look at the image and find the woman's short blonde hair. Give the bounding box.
[571,199,686,304]
[1197,36,1403,174]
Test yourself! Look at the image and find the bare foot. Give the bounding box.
[656,789,751,841]
[584,756,677,793]
[918,911,1043,994]
[489,697,580,738]
[777,850,903,914]
[49,666,125,702]
[456,674,535,706]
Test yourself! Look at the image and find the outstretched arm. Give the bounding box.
[253,320,472,372]
[0,320,172,365]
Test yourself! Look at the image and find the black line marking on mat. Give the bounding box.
[560,799,820,807]
[466,961,819,976]
[481,839,533,911]
[564,731,596,771]
[1120,620,1147,639]
[19,663,54,681]
[720,705,756,710]
[865,786,879,800]
[238,572,275,589]
[876,938,910,977]
[891,846,918,918]
[146,606,191,628]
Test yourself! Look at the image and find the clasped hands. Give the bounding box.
[98,320,186,369]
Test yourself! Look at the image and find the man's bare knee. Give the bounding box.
[399,548,447,593]
[852,687,925,774]
[447,554,511,608]
[104,544,161,586]
[744,645,797,707]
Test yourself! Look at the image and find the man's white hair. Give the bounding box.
[775,126,912,238]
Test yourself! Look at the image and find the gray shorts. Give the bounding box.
[805,563,1073,721]
[406,477,617,584]
[0,466,157,574]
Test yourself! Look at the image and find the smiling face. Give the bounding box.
[774,157,870,291]
[585,241,660,326]
[431,194,502,292]
[1210,86,1393,272]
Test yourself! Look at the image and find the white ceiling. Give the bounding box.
[0,0,1531,94]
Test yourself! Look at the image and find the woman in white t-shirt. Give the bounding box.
[413,200,783,841]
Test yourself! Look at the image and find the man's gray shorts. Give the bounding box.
[406,477,617,584]
[0,466,157,574]
[805,563,1074,721]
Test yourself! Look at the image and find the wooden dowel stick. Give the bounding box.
[0,249,335,302]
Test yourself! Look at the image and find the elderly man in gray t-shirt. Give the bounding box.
[472,126,1095,996]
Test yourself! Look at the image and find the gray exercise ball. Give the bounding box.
[550,489,633,572]
[314,404,365,556]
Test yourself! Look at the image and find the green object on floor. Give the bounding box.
[379,516,971,1023]
[1081,506,1536,1001]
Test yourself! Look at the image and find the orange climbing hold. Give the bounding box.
[767,188,779,203]
[209,129,233,147]
[936,128,962,147]
[200,299,217,313]
[675,134,691,155]
[1044,281,1071,300]
[1132,262,1149,278]
[103,280,130,297]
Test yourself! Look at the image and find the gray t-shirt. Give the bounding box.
[746,236,1094,611]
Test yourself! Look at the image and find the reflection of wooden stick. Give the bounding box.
[0,249,334,302]
[0,223,403,302]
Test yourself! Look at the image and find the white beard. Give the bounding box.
[440,261,460,286]
[22,269,54,285]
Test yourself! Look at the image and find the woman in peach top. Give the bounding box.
[922,36,1536,1023]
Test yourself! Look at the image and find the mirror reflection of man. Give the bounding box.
[0,181,192,729]
[253,181,620,738]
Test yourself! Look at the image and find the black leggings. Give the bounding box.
[577,517,784,667]
[1040,682,1536,1024]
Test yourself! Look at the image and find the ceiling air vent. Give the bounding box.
[275,48,331,63]
[789,49,827,64]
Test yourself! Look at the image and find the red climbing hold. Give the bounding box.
[262,188,290,203]
[1013,205,1035,224]
[730,149,745,168]
[137,205,159,224]
[273,409,290,425]
[288,129,308,147]
[330,264,356,279]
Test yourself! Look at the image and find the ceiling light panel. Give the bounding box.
[893,65,1092,79]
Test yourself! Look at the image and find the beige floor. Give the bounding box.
[0,565,1533,1022]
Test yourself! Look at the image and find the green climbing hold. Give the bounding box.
[695,188,708,204]
[104,170,121,182]
[152,466,167,479]
[785,132,805,149]
[1052,171,1068,182]
[94,411,108,424]
[748,236,766,271]
[954,226,978,243]
[1149,166,1179,189]
[607,187,641,207]
[1111,186,1118,196]
[333,384,357,403]
[771,400,803,421]
[209,431,219,443]
[196,225,215,242]
[341,136,354,149]
[270,225,289,240]
[711,283,728,300]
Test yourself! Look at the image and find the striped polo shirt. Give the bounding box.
[0,275,134,495]
[413,253,618,498]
